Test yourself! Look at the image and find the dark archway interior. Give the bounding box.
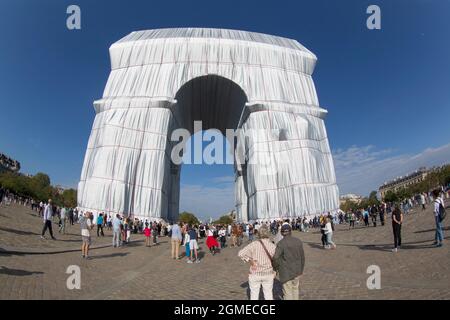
[169,75,249,221]
[174,75,248,135]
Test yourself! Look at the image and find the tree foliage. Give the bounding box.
[382,164,450,203]
[0,171,77,207]
[178,211,200,226]
[213,214,234,225]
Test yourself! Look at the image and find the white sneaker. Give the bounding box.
[392,248,398,252]
[187,260,193,264]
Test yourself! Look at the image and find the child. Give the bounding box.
[183,229,191,259]
[144,222,151,247]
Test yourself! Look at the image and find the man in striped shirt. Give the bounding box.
[238,225,276,300]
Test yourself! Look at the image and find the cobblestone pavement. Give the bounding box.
[0,202,449,300]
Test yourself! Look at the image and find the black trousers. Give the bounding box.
[220,236,226,248]
[97,224,104,236]
[393,223,402,248]
[321,232,326,245]
[364,217,369,226]
[42,220,54,237]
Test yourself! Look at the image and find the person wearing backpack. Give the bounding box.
[432,189,445,247]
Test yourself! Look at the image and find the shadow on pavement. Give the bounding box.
[0,266,44,276]
[92,252,129,259]
[414,226,449,234]
[0,226,40,236]
[306,237,449,252]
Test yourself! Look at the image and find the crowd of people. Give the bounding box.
[337,187,449,252]
[1,183,447,300]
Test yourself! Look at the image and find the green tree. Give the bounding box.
[384,190,398,203]
[368,191,380,205]
[61,189,77,207]
[213,214,234,225]
[340,199,359,212]
[31,172,51,188]
[178,211,200,226]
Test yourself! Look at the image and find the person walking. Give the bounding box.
[187,225,200,263]
[363,209,370,227]
[80,212,94,259]
[237,224,244,246]
[218,226,227,248]
[248,224,254,242]
[322,217,336,249]
[143,222,151,247]
[379,204,386,226]
[0,187,4,206]
[420,193,426,210]
[370,205,378,227]
[112,214,122,247]
[183,226,191,259]
[152,222,159,245]
[68,208,74,225]
[171,221,182,259]
[231,224,238,247]
[39,201,44,217]
[432,189,445,247]
[96,213,105,237]
[273,224,305,300]
[59,206,67,234]
[238,225,276,300]
[41,199,56,240]
[392,205,403,252]
[206,226,220,255]
[319,217,327,247]
[125,218,131,243]
[349,211,356,229]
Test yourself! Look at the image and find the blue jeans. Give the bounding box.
[435,215,444,243]
[326,232,335,247]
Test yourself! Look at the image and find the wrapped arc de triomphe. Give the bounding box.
[77,28,340,222]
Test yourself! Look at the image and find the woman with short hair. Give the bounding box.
[238,225,276,300]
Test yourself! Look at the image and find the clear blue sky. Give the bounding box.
[1,0,449,219]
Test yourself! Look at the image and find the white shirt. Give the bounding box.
[218,229,226,237]
[43,204,53,221]
[323,222,333,234]
[81,219,92,237]
[60,208,67,219]
[434,197,444,217]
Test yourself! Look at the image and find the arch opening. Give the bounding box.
[173,75,248,135]
[167,75,249,222]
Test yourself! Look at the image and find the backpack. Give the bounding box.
[436,199,446,221]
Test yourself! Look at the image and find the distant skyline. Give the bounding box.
[1,0,449,220]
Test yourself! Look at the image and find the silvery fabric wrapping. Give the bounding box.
[78,28,340,221]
